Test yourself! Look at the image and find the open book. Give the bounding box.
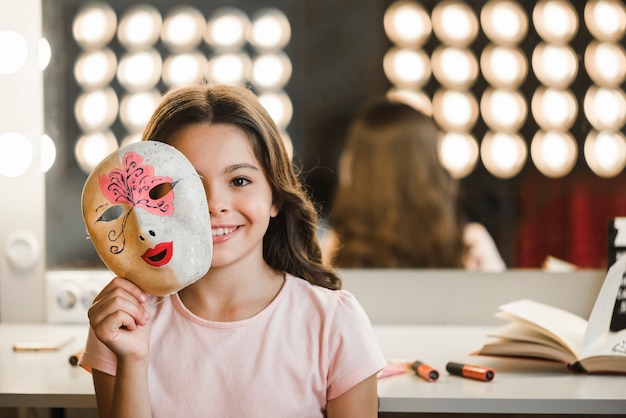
[475,255,626,373]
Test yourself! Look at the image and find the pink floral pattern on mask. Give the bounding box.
[98,151,175,216]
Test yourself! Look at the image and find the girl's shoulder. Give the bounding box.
[462,222,506,272]
[284,273,365,319]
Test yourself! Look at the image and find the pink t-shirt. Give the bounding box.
[80,274,386,417]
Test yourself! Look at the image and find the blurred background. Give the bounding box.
[23,0,626,269]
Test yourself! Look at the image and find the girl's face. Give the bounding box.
[169,123,279,268]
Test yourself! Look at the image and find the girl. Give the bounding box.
[81,84,386,417]
[321,95,505,271]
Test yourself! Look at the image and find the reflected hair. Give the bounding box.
[142,83,341,290]
[329,96,465,268]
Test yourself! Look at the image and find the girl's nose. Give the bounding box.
[206,187,229,215]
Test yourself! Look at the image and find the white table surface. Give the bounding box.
[1,323,625,414]
[375,325,626,415]
[0,323,95,408]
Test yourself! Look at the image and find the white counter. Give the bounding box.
[2,323,625,415]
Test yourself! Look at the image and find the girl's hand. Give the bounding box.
[87,277,152,362]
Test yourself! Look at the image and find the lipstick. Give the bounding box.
[446,362,495,382]
[411,360,439,382]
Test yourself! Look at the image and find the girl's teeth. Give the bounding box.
[212,227,234,236]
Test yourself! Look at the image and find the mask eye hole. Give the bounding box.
[149,182,173,200]
[98,205,124,222]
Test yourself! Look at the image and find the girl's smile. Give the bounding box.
[211,225,240,243]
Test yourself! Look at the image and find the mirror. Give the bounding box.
[42,0,626,271]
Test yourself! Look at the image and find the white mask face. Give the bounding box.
[82,141,212,296]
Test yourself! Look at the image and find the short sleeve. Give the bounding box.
[325,290,387,399]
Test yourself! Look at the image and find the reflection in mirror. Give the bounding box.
[42,0,626,271]
[319,95,507,272]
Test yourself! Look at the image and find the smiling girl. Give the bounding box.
[80,84,386,418]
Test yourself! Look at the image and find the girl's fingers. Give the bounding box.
[89,293,149,327]
[90,308,152,360]
[94,277,147,304]
[93,309,140,338]
[87,277,152,359]
[88,279,150,328]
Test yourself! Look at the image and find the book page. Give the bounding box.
[479,339,576,364]
[489,322,573,351]
[497,299,587,357]
[580,254,626,361]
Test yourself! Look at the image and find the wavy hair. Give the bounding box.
[142,83,341,290]
[328,96,465,268]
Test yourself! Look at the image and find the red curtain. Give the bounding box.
[516,170,626,269]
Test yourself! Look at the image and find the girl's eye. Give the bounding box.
[231,177,250,187]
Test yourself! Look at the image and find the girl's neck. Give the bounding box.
[178,262,285,322]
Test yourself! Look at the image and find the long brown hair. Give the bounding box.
[328,96,465,268]
[142,83,341,290]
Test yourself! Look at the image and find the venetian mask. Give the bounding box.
[81,141,212,296]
